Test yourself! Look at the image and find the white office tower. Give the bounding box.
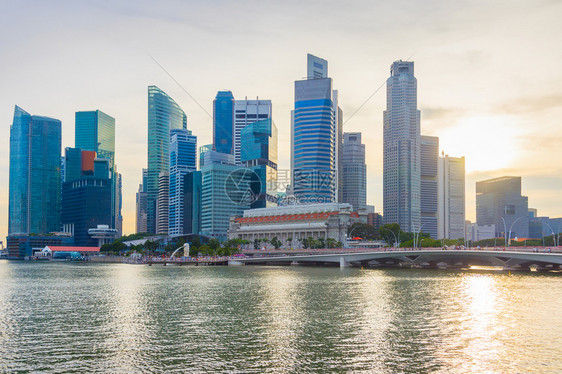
[420,136,439,238]
[383,60,421,232]
[342,132,366,211]
[438,154,466,240]
[233,98,272,165]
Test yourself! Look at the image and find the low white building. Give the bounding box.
[228,203,364,249]
[466,222,496,242]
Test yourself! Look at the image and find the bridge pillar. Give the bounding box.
[340,256,349,268]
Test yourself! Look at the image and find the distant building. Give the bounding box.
[476,176,529,238]
[199,144,212,169]
[383,60,421,232]
[183,171,202,235]
[367,213,383,230]
[168,129,197,236]
[240,118,278,208]
[156,172,169,235]
[228,203,362,249]
[341,132,366,212]
[9,106,61,236]
[61,148,113,247]
[136,169,148,233]
[233,98,272,164]
[291,54,339,204]
[7,234,72,259]
[420,136,439,238]
[213,91,235,155]
[147,85,187,233]
[438,154,466,240]
[200,153,250,241]
[466,222,496,242]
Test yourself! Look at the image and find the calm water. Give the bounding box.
[0,261,561,373]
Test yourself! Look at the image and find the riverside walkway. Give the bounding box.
[232,247,562,271]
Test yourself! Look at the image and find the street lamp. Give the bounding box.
[500,216,526,250]
[543,222,557,247]
[380,227,400,248]
[411,223,426,250]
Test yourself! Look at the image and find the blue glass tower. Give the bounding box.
[9,106,62,235]
[183,171,202,235]
[241,118,278,208]
[213,91,234,155]
[147,85,187,233]
[291,54,336,204]
[168,128,197,236]
[75,110,121,233]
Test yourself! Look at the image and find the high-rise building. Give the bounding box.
[200,152,250,241]
[341,132,366,212]
[199,144,213,169]
[383,60,421,232]
[156,172,170,235]
[420,136,439,238]
[61,148,113,246]
[476,176,529,239]
[438,154,466,240]
[136,169,148,233]
[168,129,197,236]
[9,106,61,235]
[147,85,187,233]
[183,171,202,235]
[74,110,121,234]
[233,98,272,165]
[240,118,278,208]
[213,91,235,155]
[292,54,337,204]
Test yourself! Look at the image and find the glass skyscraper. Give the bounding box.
[9,106,62,235]
[291,54,337,204]
[147,85,187,233]
[168,129,197,236]
[233,98,272,164]
[342,132,366,212]
[74,110,121,234]
[213,91,234,155]
[383,60,421,232]
[420,135,439,239]
[240,118,278,208]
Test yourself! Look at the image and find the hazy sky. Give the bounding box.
[1,0,561,239]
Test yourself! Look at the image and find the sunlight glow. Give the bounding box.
[438,115,525,173]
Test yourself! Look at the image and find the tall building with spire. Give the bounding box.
[146,86,187,233]
[383,60,421,232]
[9,106,62,235]
[291,54,340,204]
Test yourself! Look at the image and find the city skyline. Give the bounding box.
[1,0,562,239]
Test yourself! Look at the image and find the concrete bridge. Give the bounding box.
[230,249,562,271]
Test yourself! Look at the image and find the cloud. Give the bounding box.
[497,93,562,114]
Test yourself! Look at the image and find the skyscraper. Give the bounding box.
[183,171,202,235]
[292,54,337,204]
[240,118,278,208]
[383,60,421,232]
[9,106,61,235]
[233,98,272,164]
[341,132,366,212]
[168,129,197,236]
[147,85,187,233]
[438,154,466,240]
[75,110,121,233]
[136,168,148,233]
[476,176,529,239]
[213,91,235,155]
[420,136,439,238]
[61,148,113,246]
[156,171,170,235]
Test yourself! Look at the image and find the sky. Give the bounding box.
[1,0,561,240]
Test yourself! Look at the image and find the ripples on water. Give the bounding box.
[0,261,561,373]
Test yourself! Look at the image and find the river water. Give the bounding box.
[0,261,560,373]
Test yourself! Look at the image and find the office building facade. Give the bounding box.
[341,132,366,212]
[383,60,421,233]
[136,169,148,233]
[183,171,202,235]
[420,136,439,238]
[292,54,337,204]
[240,118,278,209]
[147,86,187,233]
[9,106,62,235]
[438,154,466,240]
[233,98,272,164]
[213,91,235,155]
[476,176,529,238]
[156,172,170,235]
[168,129,197,236]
